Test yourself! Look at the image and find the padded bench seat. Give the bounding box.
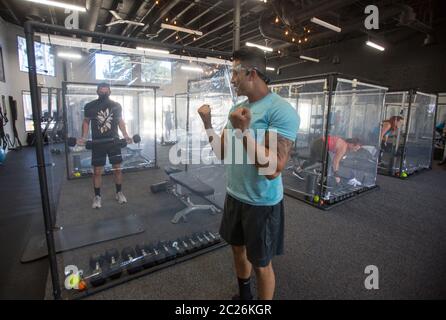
[169,172,215,197]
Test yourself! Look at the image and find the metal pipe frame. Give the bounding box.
[398,89,415,175]
[319,74,336,198]
[430,94,439,169]
[62,81,158,180]
[24,21,230,298]
[26,21,231,58]
[233,0,241,52]
[24,21,61,300]
[271,73,388,204]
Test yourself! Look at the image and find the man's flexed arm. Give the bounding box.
[230,107,294,180]
[198,104,225,160]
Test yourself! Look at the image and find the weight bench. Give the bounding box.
[154,166,221,224]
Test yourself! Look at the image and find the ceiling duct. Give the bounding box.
[398,5,434,35]
[83,0,103,42]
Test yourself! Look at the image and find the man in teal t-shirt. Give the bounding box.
[198,48,299,300]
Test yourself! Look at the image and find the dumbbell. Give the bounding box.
[204,231,221,245]
[198,232,213,247]
[170,240,186,257]
[157,241,177,261]
[67,134,141,150]
[200,232,215,245]
[135,244,158,269]
[177,237,193,254]
[191,233,209,249]
[89,254,106,287]
[121,247,143,274]
[190,236,203,251]
[104,248,123,280]
[150,181,169,193]
[186,236,201,252]
[150,244,167,265]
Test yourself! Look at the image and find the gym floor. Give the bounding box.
[1,146,446,299]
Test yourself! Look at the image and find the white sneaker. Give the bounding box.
[92,195,102,209]
[116,191,127,204]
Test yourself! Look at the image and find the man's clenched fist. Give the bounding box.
[198,104,212,129]
[229,107,251,131]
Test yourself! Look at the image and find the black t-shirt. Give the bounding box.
[84,98,122,140]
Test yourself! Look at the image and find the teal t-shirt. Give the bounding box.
[224,92,300,206]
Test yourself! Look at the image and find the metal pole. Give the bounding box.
[154,88,158,168]
[61,82,71,181]
[399,89,414,175]
[185,81,191,172]
[24,21,61,300]
[233,0,241,52]
[319,74,336,198]
[28,21,231,58]
[430,94,439,169]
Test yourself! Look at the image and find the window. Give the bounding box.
[17,36,55,76]
[22,90,57,132]
[141,59,172,84]
[95,53,133,81]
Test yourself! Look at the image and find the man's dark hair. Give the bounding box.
[345,138,362,146]
[233,47,270,84]
[97,82,110,90]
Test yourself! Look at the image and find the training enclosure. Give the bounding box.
[64,82,157,179]
[271,74,387,209]
[378,90,437,177]
[25,22,233,299]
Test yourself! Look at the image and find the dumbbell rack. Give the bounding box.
[65,231,226,299]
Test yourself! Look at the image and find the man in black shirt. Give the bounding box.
[78,83,132,208]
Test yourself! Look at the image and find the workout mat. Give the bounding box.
[21,214,145,263]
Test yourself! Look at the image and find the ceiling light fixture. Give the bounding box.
[23,0,86,12]
[310,17,341,33]
[136,47,170,55]
[266,67,275,71]
[300,55,320,63]
[246,42,273,52]
[181,65,204,73]
[366,40,385,51]
[57,52,82,59]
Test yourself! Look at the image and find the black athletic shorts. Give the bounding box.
[219,194,285,268]
[91,142,122,167]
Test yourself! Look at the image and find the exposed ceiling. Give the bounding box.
[0,0,445,60]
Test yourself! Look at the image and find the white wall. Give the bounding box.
[0,17,13,152]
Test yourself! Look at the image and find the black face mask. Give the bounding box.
[98,93,110,100]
